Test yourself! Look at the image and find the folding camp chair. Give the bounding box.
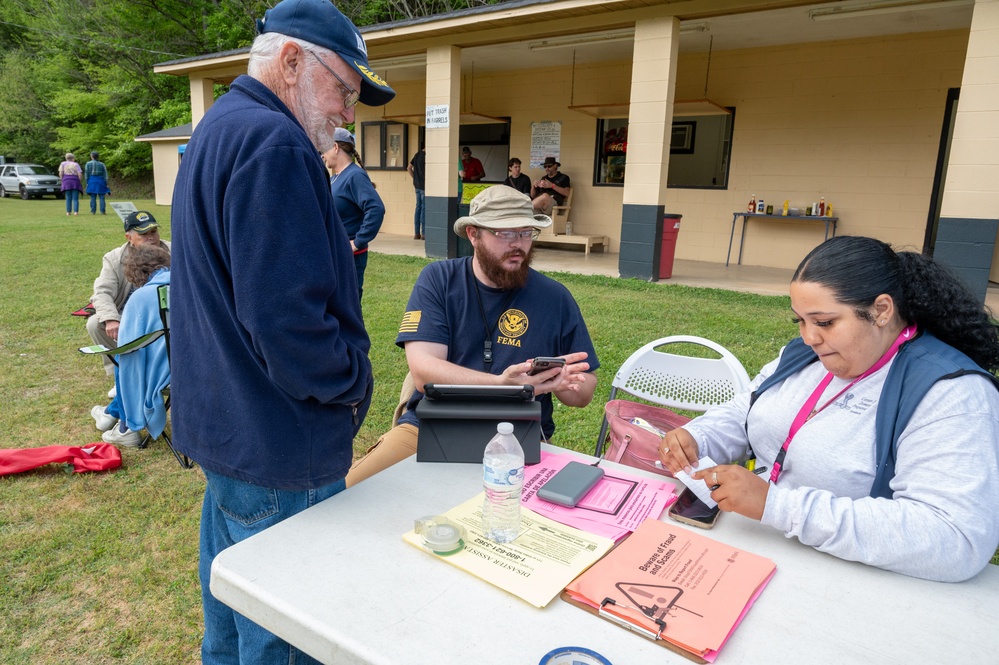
[595,335,751,457]
[79,284,192,469]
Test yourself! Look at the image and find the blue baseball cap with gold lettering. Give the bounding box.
[123,210,159,234]
[257,0,396,107]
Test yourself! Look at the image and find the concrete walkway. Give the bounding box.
[369,233,793,296]
[371,233,999,311]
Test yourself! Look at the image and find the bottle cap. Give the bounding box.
[497,422,514,434]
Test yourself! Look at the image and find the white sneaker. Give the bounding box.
[103,424,143,448]
[107,385,117,399]
[90,405,118,432]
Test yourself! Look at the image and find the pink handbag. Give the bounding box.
[602,400,690,477]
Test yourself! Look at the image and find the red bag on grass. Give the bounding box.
[602,399,690,477]
[0,443,122,475]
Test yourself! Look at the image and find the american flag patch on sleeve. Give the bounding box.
[399,310,421,333]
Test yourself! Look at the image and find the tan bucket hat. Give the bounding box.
[453,186,552,237]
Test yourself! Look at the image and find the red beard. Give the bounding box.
[477,244,534,290]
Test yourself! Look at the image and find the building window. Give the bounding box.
[360,121,408,170]
[593,111,735,189]
[595,119,629,185]
[457,121,510,183]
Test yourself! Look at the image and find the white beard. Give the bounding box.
[293,68,340,153]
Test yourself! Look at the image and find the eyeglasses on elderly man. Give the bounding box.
[307,50,359,108]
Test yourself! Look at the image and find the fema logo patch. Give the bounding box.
[358,63,388,88]
[498,309,528,339]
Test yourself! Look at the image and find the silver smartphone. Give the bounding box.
[527,356,567,376]
[537,461,604,507]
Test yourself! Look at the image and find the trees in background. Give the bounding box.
[0,0,499,179]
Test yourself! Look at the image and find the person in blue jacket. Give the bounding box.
[322,127,385,300]
[168,0,395,662]
[93,243,172,448]
[84,151,111,214]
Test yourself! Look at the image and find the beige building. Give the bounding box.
[148,0,999,297]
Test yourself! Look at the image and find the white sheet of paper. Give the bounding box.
[674,456,719,508]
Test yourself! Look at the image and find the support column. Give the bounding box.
[937,0,999,302]
[424,45,461,259]
[189,77,215,129]
[618,17,680,280]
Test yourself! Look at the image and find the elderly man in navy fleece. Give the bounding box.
[168,0,395,662]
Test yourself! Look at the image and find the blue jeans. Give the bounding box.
[414,189,425,236]
[90,193,106,214]
[199,469,346,665]
[65,189,79,213]
[353,250,368,301]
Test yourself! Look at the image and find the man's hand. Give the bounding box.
[104,319,120,342]
[501,352,594,407]
[406,343,595,407]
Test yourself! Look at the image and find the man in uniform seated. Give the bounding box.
[346,186,599,486]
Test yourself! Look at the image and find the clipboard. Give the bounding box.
[559,591,708,664]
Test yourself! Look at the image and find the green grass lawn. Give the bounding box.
[1,195,994,662]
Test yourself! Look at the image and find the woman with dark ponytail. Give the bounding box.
[659,235,999,581]
[322,127,385,301]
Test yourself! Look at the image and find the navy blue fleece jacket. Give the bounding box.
[170,75,372,489]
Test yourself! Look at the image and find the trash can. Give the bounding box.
[659,214,682,279]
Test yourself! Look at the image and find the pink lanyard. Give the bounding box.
[769,325,916,485]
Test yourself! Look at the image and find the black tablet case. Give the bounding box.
[415,392,541,464]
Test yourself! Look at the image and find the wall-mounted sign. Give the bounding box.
[426,105,449,129]
[530,121,561,168]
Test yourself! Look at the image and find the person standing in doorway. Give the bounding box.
[59,153,83,216]
[461,146,485,182]
[169,0,395,662]
[408,142,426,239]
[85,151,111,215]
[323,127,385,300]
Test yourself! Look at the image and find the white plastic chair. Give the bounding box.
[595,335,752,456]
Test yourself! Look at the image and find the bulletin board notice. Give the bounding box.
[530,121,561,168]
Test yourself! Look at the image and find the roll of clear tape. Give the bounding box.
[414,516,466,555]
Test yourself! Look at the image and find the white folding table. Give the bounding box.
[211,446,999,664]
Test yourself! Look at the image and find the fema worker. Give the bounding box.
[168,0,395,662]
[347,186,599,486]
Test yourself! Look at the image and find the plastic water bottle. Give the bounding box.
[482,422,524,543]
